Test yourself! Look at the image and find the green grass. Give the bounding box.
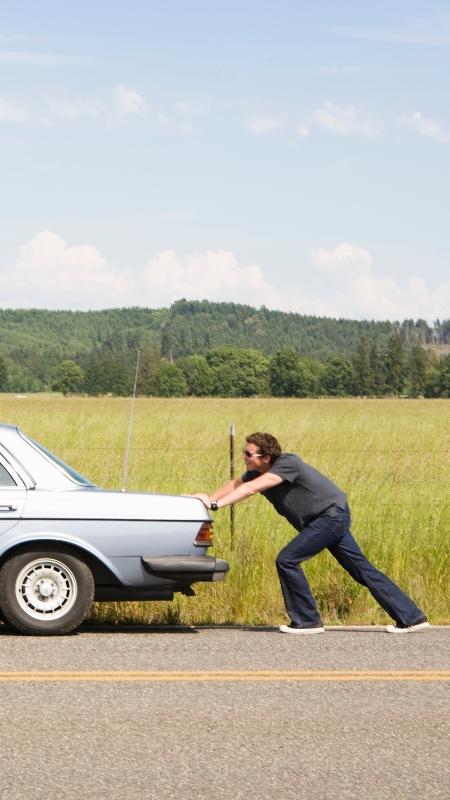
[1,394,448,625]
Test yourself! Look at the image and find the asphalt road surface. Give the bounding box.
[0,624,448,800]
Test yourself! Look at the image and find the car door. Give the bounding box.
[0,455,26,537]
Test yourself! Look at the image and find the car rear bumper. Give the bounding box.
[142,555,229,583]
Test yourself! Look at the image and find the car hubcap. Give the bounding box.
[15,558,78,620]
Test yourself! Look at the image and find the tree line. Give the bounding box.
[0,302,448,398]
[1,336,446,399]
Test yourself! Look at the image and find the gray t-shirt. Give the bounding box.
[242,452,347,530]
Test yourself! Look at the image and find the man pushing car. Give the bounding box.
[192,431,429,634]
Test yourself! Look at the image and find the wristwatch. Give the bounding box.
[210,499,219,511]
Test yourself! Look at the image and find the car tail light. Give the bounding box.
[194,521,214,547]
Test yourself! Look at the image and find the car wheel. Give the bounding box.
[0,550,95,635]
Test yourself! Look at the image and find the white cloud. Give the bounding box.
[296,123,311,137]
[307,242,450,320]
[246,115,284,135]
[114,84,146,116]
[0,96,29,122]
[316,101,381,137]
[311,242,372,274]
[6,86,443,147]
[2,231,127,309]
[141,250,283,308]
[0,234,282,311]
[246,112,311,138]
[0,84,148,126]
[17,231,107,275]
[246,104,448,143]
[2,232,448,321]
[398,111,448,143]
[47,84,149,123]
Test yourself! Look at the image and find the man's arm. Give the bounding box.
[212,478,244,500]
[189,478,242,508]
[192,472,283,510]
[189,478,243,508]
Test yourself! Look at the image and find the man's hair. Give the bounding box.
[246,432,282,463]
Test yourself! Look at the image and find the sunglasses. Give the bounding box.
[242,449,263,458]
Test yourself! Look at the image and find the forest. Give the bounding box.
[0,300,448,397]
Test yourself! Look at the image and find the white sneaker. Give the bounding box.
[385,619,430,633]
[279,623,325,635]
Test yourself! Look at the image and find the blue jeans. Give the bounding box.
[275,505,425,627]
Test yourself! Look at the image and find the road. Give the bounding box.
[0,624,448,800]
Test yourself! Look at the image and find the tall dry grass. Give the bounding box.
[0,394,448,625]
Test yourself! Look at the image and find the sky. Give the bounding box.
[1,0,449,322]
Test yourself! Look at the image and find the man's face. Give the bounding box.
[242,442,270,471]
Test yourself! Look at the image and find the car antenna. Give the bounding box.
[121,348,141,492]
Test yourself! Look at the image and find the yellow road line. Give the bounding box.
[0,670,448,683]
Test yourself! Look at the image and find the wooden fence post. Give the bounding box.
[229,423,235,550]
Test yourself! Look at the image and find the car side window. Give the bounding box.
[0,462,17,487]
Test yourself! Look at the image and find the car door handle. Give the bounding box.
[0,505,17,512]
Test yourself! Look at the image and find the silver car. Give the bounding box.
[0,424,228,635]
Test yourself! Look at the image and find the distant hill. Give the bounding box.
[0,300,448,391]
[160,300,399,360]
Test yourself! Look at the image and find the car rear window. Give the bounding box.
[28,438,93,486]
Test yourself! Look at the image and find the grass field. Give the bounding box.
[0,394,448,626]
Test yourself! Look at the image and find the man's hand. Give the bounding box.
[188,493,212,508]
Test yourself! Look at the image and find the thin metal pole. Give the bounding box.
[121,349,141,491]
[229,423,235,550]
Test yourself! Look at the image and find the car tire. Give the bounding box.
[0,549,95,635]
